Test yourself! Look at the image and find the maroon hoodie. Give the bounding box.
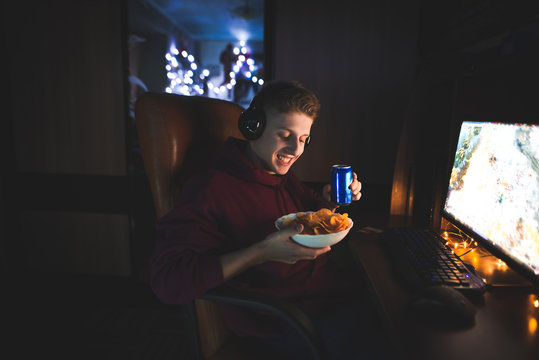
[150,138,361,338]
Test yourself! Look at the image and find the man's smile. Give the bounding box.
[277,153,295,165]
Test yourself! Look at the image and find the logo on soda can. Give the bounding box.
[331,165,353,205]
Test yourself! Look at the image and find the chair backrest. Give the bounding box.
[135,92,245,218]
[135,92,245,358]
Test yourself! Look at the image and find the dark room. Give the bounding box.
[2,0,539,359]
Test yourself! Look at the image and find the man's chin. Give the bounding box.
[274,165,292,175]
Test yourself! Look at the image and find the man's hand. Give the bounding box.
[258,224,331,264]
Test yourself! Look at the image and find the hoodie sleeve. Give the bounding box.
[149,188,227,305]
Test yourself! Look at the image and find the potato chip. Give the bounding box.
[292,208,350,235]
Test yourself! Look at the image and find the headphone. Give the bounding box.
[238,95,312,145]
[238,95,266,140]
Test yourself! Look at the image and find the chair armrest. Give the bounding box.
[201,284,329,360]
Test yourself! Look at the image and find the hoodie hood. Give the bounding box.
[213,137,288,187]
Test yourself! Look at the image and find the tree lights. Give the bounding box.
[164,44,209,96]
[164,41,263,99]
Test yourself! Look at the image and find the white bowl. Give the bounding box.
[274,212,354,248]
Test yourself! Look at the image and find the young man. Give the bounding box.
[150,81,374,358]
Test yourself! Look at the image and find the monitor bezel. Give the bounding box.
[440,119,539,288]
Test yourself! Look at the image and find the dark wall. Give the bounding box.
[270,0,418,191]
[2,0,133,277]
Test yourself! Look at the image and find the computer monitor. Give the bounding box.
[442,121,539,287]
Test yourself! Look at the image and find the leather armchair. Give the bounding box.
[135,92,328,360]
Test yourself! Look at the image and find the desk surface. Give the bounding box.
[347,219,539,360]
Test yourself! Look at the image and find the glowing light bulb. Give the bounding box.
[203,69,210,77]
[191,63,197,70]
[528,317,537,334]
[188,54,194,62]
[534,300,539,308]
[182,50,188,58]
[233,47,240,55]
[258,79,264,85]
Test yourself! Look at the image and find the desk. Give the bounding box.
[347,219,539,360]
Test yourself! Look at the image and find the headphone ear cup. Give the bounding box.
[238,107,266,140]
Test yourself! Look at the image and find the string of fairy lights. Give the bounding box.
[441,227,478,255]
[164,41,264,97]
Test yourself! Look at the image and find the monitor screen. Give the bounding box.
[442,121,539,285]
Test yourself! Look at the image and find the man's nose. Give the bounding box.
[288,137,303,155]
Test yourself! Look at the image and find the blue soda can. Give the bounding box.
[331,165,353,205]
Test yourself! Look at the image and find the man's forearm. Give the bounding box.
[219,242,267,280]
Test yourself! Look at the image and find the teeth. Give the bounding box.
[277,154,293,164]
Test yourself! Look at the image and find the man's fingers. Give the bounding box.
[283,223,303,236]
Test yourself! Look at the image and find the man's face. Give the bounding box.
[248,109,313,175]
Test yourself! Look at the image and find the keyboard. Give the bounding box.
[381,227,487,295]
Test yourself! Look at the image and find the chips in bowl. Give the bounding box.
[275,208,354,248]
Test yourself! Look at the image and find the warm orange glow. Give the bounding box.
[528,317,537,335]
[531,295,539,309]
